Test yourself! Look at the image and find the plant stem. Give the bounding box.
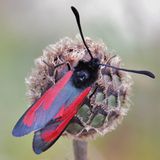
[73,139,88,160]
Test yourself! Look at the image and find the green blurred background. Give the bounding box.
[0,0,159,160]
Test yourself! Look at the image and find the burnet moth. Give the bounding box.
[12,6,155,154]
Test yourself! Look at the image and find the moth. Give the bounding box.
[12,6,155,154]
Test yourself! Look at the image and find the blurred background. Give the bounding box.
[0,0,159,160]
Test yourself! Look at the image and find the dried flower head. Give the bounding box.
[25,35,132,140]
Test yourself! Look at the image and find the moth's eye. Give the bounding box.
[76,71,89,82]
[89,58,100,69]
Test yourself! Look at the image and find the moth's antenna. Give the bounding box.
[100,63,155,79]
[71,6,93,59]
[71,6,155,79]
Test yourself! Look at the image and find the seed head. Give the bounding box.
[25,35,132,140]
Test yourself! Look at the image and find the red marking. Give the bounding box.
[41,112,74,142]
[23,71,73,127]
[41,87,91,142]
[54,105,65,119]
[43,71,73,110]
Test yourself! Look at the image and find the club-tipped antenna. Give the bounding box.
[71,6,93,59]
[100,63,155,79]
[71,6,155,79]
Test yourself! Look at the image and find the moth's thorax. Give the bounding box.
[72,58,100,88]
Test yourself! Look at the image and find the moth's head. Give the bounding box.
[72,68,91,88]
[72,58,100,88]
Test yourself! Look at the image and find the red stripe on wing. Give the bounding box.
[41,87,91,142]
[54,105,65,119]
[23,71,73,127]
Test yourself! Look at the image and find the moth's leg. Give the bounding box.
[107,55,117,63]
[53,62,71,71]
[43,60,71,87]
[66,62,71,71]
[83,84,98,110]
[54,62,71,83]
[89,84,98,99]
[43,60,71,76]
